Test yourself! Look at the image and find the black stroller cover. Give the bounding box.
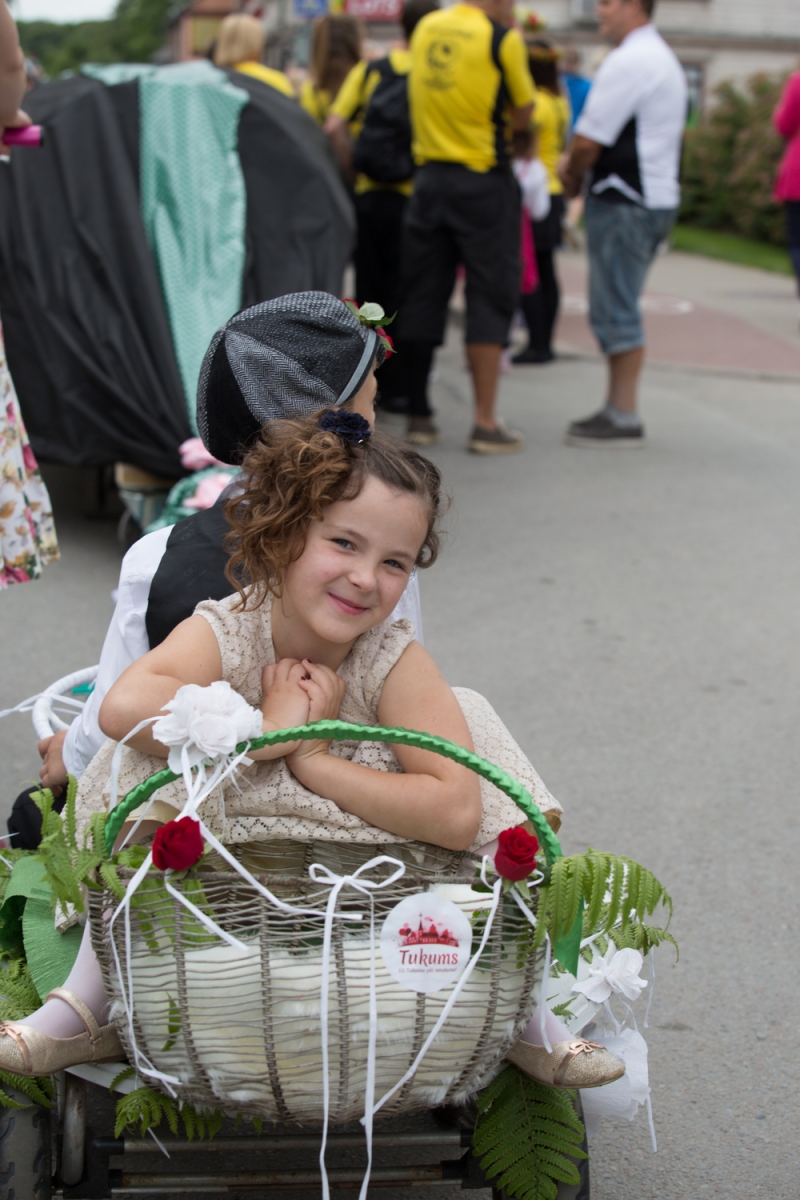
[0,71,354,478]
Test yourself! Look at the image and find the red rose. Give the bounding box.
[152,817,204,872]
[494,826,539,881]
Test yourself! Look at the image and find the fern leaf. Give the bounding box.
[89,812,108,859]
[0,1070,54,1108]
[473,1066,585,1200]
[477,1066,511,1112]
[496,1159,558,1200]
[621,861,638,932]
[0,1082,32,1109]
[109,1066,136,1093]
[99,861,126,901]
[198,1108,222,1140]
[162,997,181,1052]
[584,850,608,933]
[561,857,583,940]
[64,774,78,853]
[605,856,623,930]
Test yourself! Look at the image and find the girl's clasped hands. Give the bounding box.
[258,656,346,773]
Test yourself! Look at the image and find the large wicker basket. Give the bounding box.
[90,722,560,1123]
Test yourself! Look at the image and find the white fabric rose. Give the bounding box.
[570,944,647,1005]
[358,302,385,323]
[153,681,263,774]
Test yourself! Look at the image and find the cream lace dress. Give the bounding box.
[76,590,561,850]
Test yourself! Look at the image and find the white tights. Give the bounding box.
[521,1005,573,1048]
[20,923,109,1038]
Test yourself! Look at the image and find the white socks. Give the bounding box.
[604,403,642,430]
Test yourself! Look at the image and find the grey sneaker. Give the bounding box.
[407,417,440,446]
[468,422,525,454]
[565,410,644,446]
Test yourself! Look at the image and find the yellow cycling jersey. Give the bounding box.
[300,79,333,125]
[408,4,536,174]
[332,50,414,196]
[233,61,296,99]
[532,88,571,195]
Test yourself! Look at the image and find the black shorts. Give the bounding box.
[354,189,409,317]
[395,162,521,346]
[532,193,565,253]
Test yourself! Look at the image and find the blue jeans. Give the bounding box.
[585,195,677,356]
[785,200,800,294]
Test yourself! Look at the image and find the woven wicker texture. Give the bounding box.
[90,841,542,1122]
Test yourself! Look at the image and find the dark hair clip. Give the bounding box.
[318,410,372,445]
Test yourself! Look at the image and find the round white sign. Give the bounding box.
[380,893,473,994]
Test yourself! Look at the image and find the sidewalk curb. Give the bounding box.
[553,345,800,384]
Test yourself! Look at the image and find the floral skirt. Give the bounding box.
[0,324,58,587]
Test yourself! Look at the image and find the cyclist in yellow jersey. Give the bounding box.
[394,0,536,452]
[213,15,296,100]
[325,0,438,412]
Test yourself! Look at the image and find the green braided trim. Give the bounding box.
[103,720,563,864]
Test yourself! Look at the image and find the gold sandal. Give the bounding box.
[0,987,124,1076]
[506,1037,625,1089]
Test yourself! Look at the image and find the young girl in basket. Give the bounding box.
[0,295,622,1093]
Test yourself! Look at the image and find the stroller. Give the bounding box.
[1,672,611,1199]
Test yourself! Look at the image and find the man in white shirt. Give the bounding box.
[559,0,686,445]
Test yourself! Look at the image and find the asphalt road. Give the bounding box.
[1,251,799,1197]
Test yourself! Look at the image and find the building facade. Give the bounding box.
[536,0,800,113]
[169,0,268,62]
[169,0,800,106]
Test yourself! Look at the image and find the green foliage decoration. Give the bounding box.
[681,72,787,246]
[0,957,55,1109]
[31,781,153,918]
[472,1064,586,1200]
[534,849,675,958]
[111,1068,222,1141]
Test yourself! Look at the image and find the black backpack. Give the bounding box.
[353,57,414,185]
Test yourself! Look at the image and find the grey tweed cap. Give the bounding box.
[197,291,387,465]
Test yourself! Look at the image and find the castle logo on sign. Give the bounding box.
[380,893,472,994]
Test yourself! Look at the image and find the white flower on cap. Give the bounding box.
[153,681,263,773]
[357,302,385,323]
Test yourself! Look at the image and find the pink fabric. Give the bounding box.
[183,472,236,510]
[773,73,800,201]
[520,211,538,294]
[179,437,227,471]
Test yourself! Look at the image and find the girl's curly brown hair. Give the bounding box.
[224,413,446,608]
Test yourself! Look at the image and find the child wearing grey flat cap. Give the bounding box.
[39,293,411,797]
[197,291,388,465]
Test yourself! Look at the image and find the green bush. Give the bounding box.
[680,72,788,245]
[17,0,172,78]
